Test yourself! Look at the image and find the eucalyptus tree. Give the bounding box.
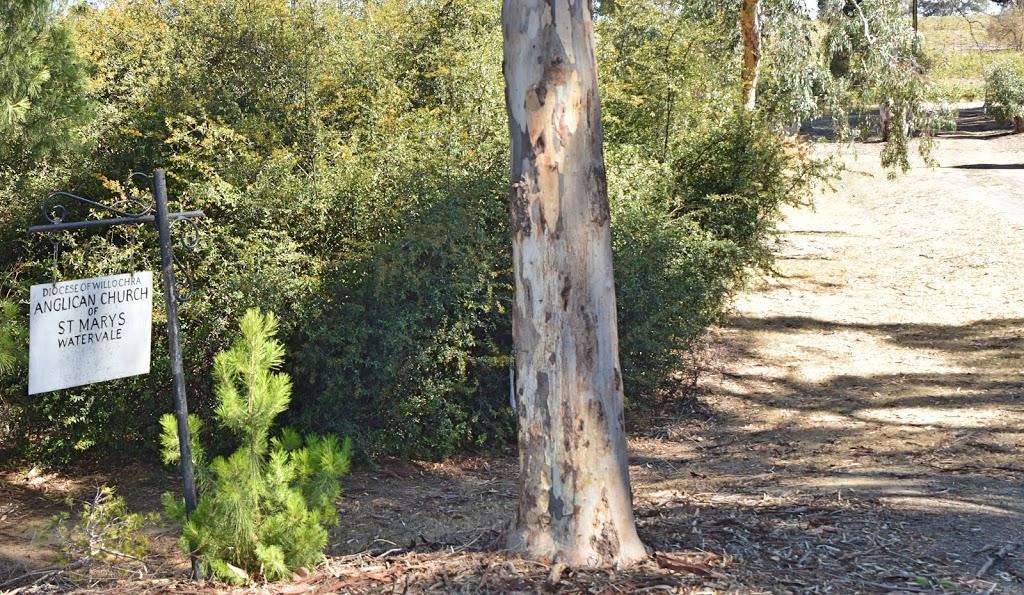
[742,0,762,110]
[821,0,950,170]
[695,0,820,122]
[742,0,946,169]
[756,0,822,126]
[501,0,648,568]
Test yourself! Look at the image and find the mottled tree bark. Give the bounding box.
[501,0,647,569]
[741,0,761,111]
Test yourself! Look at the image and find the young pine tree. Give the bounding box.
[161,308,351,584]
[0,299,25,376]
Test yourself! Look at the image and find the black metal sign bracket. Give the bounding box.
[27,169,204,581]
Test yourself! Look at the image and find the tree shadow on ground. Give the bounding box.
[618,312,1024,590]
[708,314,1024,439]
[678,313,1024,514]
[633,487,1023,592]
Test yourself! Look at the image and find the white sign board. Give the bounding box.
[29,272,153,395]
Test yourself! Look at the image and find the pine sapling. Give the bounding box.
[161,308,351,584]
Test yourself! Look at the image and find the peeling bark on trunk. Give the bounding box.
[741,0,761,112]
[501,0,647,569]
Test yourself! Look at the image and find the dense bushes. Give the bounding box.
[609,116,828,403]
[609,150,740,403]
[0,0,828,463]
[293,181,515,460]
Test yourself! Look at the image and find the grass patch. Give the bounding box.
[920,15,1024,102]
[919,14,997,49]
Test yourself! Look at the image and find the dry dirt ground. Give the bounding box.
[2,107,1024,593]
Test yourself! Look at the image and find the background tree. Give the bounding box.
[502,0,647,567]
[988,0,1024,49]
[742,0,762,110]
[756,0,822,126]
[0,0,91,256]
[821,0,951,169]
[919,0,989,16]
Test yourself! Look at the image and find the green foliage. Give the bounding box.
[0,298,24,452]
[160,309,351,583]
[757,0,826,127]
[0,0,91,156]
[820,0,955,170]
[984,62,1024,129]
[0,0,92,243]
[919,16,1024,101]
[598,1,834,402]
[672,117,817,269]
[608,147,740,401]
[0,298,25,377]
[608,114,832,402]
[295,189,515,459]
[596,0,737,159]
[2,0,837,461]
[52,485,155,578]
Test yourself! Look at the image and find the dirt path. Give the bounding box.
[625,120,1024,591]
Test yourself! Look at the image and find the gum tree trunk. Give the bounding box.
[501,0,647,568]
[741,0,761,111]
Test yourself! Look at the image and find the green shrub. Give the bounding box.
[609,148,741,403]
[672,115,818,270]
[610,116,831,403]
[0,298,24,377]
[985,63,1024,133]
[161,309,351,584]
[294,186,515,460]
